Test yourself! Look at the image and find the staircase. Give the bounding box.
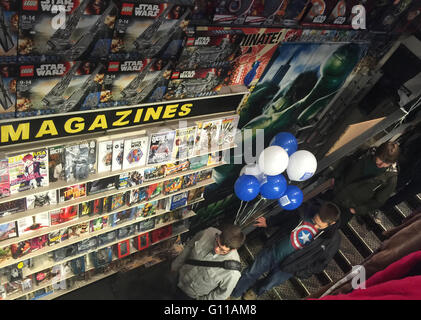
[237,193,421,300]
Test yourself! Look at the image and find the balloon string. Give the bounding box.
[239,197,264,226]
[234,200,246,225]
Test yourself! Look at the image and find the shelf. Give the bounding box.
[0,157,227,226]
[5,227,189,300]
[0,178,210,269]
[0,142,235,207]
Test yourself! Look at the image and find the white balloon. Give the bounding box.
[286,150,317,181]
[240,163,262,177]
[258,146,289,176]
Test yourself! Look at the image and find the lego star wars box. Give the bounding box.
[8,149,49,195]
[18,0,118,64]
[175,28,243,70]
[0,0,18,64]
[0,64,17,119]
[301,0,340,25]
[243,0,290,25]
[16,61,109,117]
[110,1,191,61]
[164,66,231,100]
[212,0,256,25]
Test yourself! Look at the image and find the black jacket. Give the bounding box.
[266,199,341,279]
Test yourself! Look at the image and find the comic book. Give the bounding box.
[110,193,125,212]
[97,140,113,173]
[0,158,10,198]
[48,145,65,183]
[136,200,158,218]
[90,216,109,232]
[167,191,188,211]
[164,160,190,176]
[26,190,58,210]
[219,115,239,147]
[18,0,117,64]
[207,152,222,166]
[109,210,134,227]
[48,231,62,246]
[79,201,93,217]
[163,177,182,195]
[0,221,17,242]
[8,149,48,194]
[0,198,26,218]
[143,165,166,182]
[0,64,17,119]
[126,169,145,187]
[127,186,148,206]
[172,126,197,160]
[92,198,104,215]
[147,130,176,165]
[194,119,222,156]
[87,140,97,175]
[16,212,50,236]
[197,169,213,183]
[112,139,124,171]
[87,176,116,195]
[182,173,197,189]
[59,184,86,202]
[122,136,149,170]
[146,182,163,200]
[187,186,205,203]
[49,205,78,226]
[188,155,208,170]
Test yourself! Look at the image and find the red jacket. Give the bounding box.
[316,250,421,300]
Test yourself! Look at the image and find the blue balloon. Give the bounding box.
[234,175,260,201]
[270,132,298,156]
[278,185,303,210]
[260,174,287,200]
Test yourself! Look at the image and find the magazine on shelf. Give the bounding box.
[123,136,149,170]
[48,146,65,183]
[26,190,58,210]
[97,140,113,173]
[194,119,222,156]
[112,139,124,171]
[172,126,197,160]
[147,130,176,165]
[219,115,239,147]
[0,158,10,198]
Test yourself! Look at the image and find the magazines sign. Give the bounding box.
[0,93,244,147]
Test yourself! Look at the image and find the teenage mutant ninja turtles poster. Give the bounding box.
[190,41,368,232]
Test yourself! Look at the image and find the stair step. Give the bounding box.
[363,210,396,241]
[270,280,303,300]
[342,218,382,257]
[320,259,345,285]
[293,275,324,297]
[336,231,365,269]
[394,202,413,219]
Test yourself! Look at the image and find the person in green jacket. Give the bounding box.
[331,141,400,227]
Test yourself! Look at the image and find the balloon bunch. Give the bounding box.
[234,132,317,226]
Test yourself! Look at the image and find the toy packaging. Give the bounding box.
[26,190,58,209]
[147,130,176,165]
[49,205,78,225]
[302,0,339,24]
[0,198,26,218]
[48,145,65,183]
[0,0,18,64]
[16,61,109,117]
[176,29,243,70]
[0,221,17,242]
[59,184,86,202]
[122,136,148,169]
[172,126,196,160]
[163,176,182,195]
[0,158,10,198]
[219,115,239,147]
[110,1,191,61]
[0,64,17,119]
[212,0,255,24]
[8,149,49,195]
[243,0,290,25]
[164,160,190,176]
[16,212,50,236]
[18,0,118,64]
[112,139,124,171]
[194,119,222,156]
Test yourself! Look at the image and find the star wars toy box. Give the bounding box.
[175,28,243,71]
[15,60,110,117]
[0,0,18,64]
[106,58,172,106]
[110,0,191,61]
[164,66,231,100]
[301,0,339,25]
[18,0,118,64]
[0,63,17,119]
[235,0,290,26]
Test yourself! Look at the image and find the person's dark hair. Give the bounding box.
[318,202,341,224]
[219,224,245,250]
[375,141,400,164]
